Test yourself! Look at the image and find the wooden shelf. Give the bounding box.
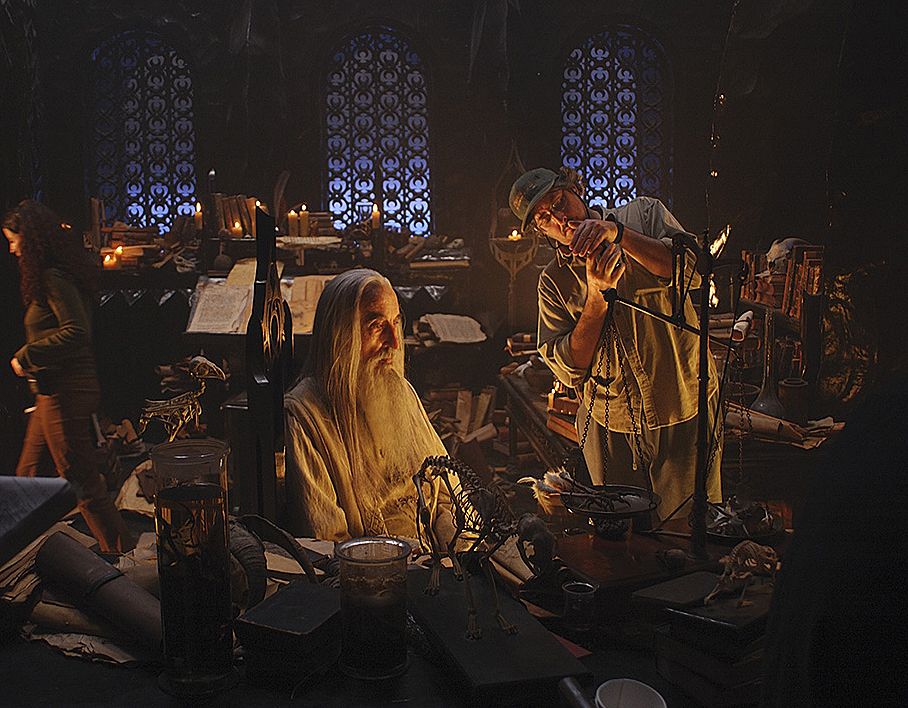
[737,298,800,335]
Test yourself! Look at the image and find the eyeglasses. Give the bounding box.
[531,190,569,231]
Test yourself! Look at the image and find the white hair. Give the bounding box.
[302,268,392,417]
[302,268,419,530]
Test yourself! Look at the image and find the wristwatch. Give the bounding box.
[604,213,624,244]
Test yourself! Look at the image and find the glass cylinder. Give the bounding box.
[336,537,410,680]
[150,438,229,499]
[751,309,786,418]
[155,482,235,697]
[562,580,598,637]
[778,376,810,426]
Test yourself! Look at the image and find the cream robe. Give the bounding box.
[284,376,450,542]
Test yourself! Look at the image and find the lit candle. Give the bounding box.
[288,210,298,236]
[371,203,380,231]
[194,202,203,231]
[508,229,521,241]
[230,220,243,238]
[299,204,310,236]
[102,250,119,269]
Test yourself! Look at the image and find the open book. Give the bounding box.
[186,263,335,335]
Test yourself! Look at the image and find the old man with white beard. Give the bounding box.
[284,268,454,544]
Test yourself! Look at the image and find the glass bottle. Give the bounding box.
[751,309,786,418]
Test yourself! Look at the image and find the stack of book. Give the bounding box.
[781,245,824,319]
[740,245,824,319]
[506,333,537,359]
[751,273,787,308]
[632,570,773,707]
[423,384,498,446]
[546,391,579,444]
[740,251,767,301]
[213,193,260,237]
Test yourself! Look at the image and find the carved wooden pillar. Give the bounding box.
[245,207,293,520]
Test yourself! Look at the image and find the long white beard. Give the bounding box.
[356,348,438,494]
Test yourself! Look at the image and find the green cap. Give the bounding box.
[509,168,558,232]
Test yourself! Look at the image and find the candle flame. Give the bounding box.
[289,210,296,217]
[372,203,379,213]
[234,221,241,228]
[508,229,520,241]
[710,224,730,256]
[115,246,123,254]
[195,202,201,213]
[301,204,307,211]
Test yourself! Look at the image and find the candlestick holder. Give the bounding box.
[490,232,538,332]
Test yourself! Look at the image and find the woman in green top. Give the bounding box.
[4,200,134,553]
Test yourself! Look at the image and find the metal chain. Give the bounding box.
[577,344,604,457]
[727,361,755,501]
[576,309,651,495]
[577,318,609,484]
[615,326,653,495]
[735,371,745,481]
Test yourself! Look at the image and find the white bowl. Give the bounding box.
[595,678,666,708]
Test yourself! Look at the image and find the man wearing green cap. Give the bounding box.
[509,167,721,519]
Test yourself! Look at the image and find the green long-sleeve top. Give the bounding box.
[14,268,97,390]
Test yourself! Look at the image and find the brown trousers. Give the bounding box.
[16,374,135,553]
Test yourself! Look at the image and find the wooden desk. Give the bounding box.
[500,372,823,524]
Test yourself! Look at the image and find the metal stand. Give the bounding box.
[600,232,716,558]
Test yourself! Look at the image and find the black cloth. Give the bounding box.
[761,375,908,706]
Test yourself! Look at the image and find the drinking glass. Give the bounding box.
[336,537,410,680]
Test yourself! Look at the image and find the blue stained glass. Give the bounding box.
[561,27,672,209]
[87,31,196,234]
[324,28,433,235]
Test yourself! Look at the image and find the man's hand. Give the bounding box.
[568,241,626,370]
[585,242,626,297]
[10,357,25,377]
[567,217,621,258]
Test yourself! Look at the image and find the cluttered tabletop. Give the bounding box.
[1,462,796,708]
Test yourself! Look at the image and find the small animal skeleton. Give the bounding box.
[138,355,226,441]
[704,540,780,607]
[414,456,555,640]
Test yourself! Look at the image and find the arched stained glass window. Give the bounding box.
[86,30,195,233]
[562,26,672,209]
[324,27,433,235]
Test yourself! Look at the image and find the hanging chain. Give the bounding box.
[726,359,754,502]
[574,307,651,496]
[735,368,745,482]
[614,327,653,496]
[576,315,609,484]
[577,346,604,457]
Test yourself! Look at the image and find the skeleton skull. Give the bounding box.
[766,237,809,274]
